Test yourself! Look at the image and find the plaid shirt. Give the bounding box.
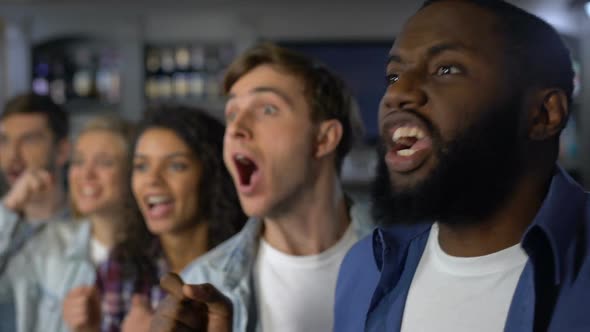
[96,241,169,332]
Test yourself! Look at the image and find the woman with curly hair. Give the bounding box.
[96,106,247,332]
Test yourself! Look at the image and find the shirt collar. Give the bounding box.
[65,220,93,259]
[349,202,377,239]
[216,217,264,288]
[373,223,432,271]
[216,201,375,288]
[521,165,587,285]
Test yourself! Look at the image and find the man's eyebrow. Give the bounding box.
[426,42,470,58]
[387,42,471,65]
[21,130,45,137]
[387,54,402,65]
[227,86,295,107]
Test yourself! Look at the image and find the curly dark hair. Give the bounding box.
[141,105,246,247]
[114,105,247,277]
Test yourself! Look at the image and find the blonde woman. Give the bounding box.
[0,115,136,332]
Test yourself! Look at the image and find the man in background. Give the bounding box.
[0,92,70,270]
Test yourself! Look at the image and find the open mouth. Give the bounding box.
[234,154,259,187]
[384,122,434,173]
[144,195,174,219]
[81,186,99,197]
[391,126,429,156]
[6,168,24,183]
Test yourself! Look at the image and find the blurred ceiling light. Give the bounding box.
[572,0,590,18]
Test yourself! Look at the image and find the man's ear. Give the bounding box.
[314,119,343,159]
[55,138,71,168]
[528,89,569,141]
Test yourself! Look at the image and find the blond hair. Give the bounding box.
[70,115,136,219]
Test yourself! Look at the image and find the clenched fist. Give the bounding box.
[2,168,53,213]
[62,286,101,332]
[150,273,233,332]
[122,294,154,332]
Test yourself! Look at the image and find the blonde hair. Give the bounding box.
[76,115,136,150]
[70,115,136,219]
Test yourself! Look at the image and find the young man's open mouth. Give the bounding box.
[233,153,261,194]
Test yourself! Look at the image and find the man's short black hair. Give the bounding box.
[421,0,574,105]
[1,93,69,141]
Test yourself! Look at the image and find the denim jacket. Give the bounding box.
[181,202,375,332]
[0,203,70,274]
[0,219,95,332]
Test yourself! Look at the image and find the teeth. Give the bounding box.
[392,126,426,143]
[146,195,172,205]
[82,187,97,196]
[397,149,416,157]
[392,128,405,141]
[235,154,252,165]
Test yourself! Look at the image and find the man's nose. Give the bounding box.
[381,71,427,113]
[226,109,254,141]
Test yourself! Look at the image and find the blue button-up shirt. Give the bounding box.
[335,167,590,331]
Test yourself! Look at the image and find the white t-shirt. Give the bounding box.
[253,225,358,332]
[401,223,528,332]
[90,237,109,266]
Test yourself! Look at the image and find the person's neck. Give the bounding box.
[438,167,553,257]
[90,210,124,249]
[262,171,351,256]
[160,222,208,273]
[23,185,66,222]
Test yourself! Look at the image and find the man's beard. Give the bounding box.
[372,98,525,227]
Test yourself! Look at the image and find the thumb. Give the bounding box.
[88,286,101,307]
[76,285,95,297]
[130,294,152,312]
[37,169,54,188]
[160,272,185,299]
[183,283,232,316]
[69,285,88,296]
[89,285,99,297]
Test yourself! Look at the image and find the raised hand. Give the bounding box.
[2,168,53,213]
[149,273,233,332]
[62,285,101,332]
[122,294,154,332]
